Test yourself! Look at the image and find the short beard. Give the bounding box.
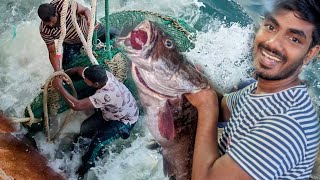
[255,60,303,80]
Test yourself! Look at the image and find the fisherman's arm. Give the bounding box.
[214,91,231,122]
[47,43,61,71]
[185,89,251,180]
[53,78,94,111]
[219,96,231,122]
[65,67,85,77]
[76,3,91,26]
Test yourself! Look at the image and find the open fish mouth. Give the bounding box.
[130,29,148,50]
[116,20,155,54]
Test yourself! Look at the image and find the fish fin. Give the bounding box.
[158,100,175,141]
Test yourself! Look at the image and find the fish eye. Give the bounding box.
[164,39,174,49]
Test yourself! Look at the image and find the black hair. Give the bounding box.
[268,0,320,48]
[38,3,56,22]
[84,65,108,83]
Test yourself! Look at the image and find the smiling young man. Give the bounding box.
[185,0,320,179]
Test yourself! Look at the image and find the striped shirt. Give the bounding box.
[39,0,88,45]
[219,82,320,179]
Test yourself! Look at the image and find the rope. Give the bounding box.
[0,167,13,180]
[43,71,77,142]
[43,0,98,142]
[7,0,99,142]
[104,0,111,60]
[9,105,41,125]
[71,0,98,65]
[56,0,69,69]
[87,0,97,52]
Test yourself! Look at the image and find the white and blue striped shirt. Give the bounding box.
[219,82,320,179]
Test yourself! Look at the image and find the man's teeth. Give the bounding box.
[262,50,281,62]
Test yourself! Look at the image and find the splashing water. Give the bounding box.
[187,23,254,93]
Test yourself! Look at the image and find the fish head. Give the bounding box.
[117,20,209,97]
[116,20,182,76]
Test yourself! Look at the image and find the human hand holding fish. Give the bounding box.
[117,20,214,179]
[184,88,219,114]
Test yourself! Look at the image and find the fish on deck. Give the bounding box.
[117,20,209,180]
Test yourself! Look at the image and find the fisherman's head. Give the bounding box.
[253,0,320,81]
[38,3,59,28]
[82,65,108,88]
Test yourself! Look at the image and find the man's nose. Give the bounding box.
[265,32,284,52]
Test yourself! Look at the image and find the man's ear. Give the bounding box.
[94,82,99,86]
[304,45,320,65]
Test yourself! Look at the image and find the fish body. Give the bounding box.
[117,20,209,179]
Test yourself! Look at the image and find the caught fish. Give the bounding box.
[0,115,65,180]
[117,20,209,180]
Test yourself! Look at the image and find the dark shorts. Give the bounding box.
[79,110,135,140]
[76,110,135,176]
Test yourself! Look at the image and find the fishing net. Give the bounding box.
[23,10,197,134]
[103,10,197,52]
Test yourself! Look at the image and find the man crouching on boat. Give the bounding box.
[37,0,119,71]
[53,65,139,177]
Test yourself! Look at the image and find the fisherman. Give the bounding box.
[37,0,119,71]
[52,65,139,176]
[185,0,320,179]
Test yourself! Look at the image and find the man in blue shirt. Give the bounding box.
[186,0,320,179]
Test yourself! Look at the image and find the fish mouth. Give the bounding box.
[116,20,155,53]
[130,29,148,50]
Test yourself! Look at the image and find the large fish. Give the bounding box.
[117,20,209,180]
[0,115,65,180]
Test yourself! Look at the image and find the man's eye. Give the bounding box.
[265,24,275,31]
[290,37,301,44]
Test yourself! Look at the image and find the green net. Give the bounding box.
[24,10,197,134]
[101,10,197,52]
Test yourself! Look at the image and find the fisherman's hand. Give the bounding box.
[94,22,101,30]
[87,20,100,31]
[87,19,91,27]
[62,76,70,84]
[185,88,219,111]
[52,77,64,90]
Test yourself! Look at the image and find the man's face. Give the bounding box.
[84,78,101,89]
[253,10,318,80]
[84,78,94,87]
[43,15,59,28]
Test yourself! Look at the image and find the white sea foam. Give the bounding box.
[186,23,254,93]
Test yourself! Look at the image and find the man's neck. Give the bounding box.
[255,77,302,94]
[96,82,107,89]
